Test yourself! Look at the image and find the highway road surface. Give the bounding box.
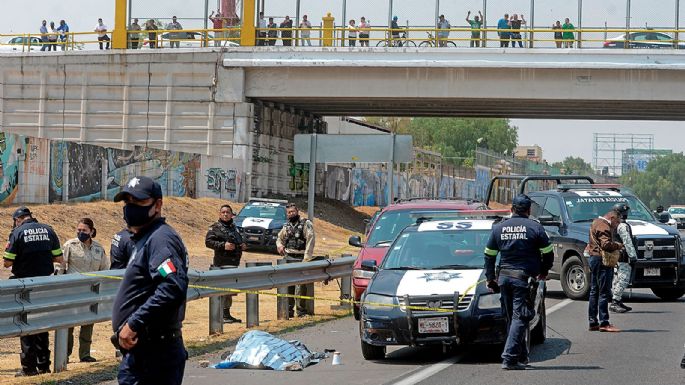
[117,281,685,385]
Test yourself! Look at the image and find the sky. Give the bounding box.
[2,0,684,165]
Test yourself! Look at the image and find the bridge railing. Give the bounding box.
[1,26,684,51]
[0,256,354,373]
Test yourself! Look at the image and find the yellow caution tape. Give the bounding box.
[83,272,487,313]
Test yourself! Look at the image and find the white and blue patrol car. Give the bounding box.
[234,198,288,252]
[358,218,546,360]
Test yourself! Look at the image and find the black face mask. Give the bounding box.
[289,215,300,224]
[123,202,156,227]
[77,232,91,242]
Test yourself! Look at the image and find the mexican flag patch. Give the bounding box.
[157,258,177,278]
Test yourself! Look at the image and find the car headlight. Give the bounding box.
[352,269,375,279]
[477,293,501,310]
[363,294,398,312]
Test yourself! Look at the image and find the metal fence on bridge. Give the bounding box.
[0,256,354,373]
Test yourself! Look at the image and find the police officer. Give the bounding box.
[3,206,63,376]
[276,203,315,317]
[110,227,134,269]
[484,194,553,370]
[205,204,246,323]
[111,176,189,385]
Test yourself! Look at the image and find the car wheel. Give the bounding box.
[353,304,360,320]
[361,340,386,360]
[561,255,590,300]
[531,299,546,345]
[651,287,685,301]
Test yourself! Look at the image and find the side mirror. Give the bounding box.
[539,215,561,227]
[361,259,378,271]
[658,212,670,224]
[348,235,363,248]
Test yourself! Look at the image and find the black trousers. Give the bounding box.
[20,333,51,371]
[98,35,110,49]
[118,337,187,385]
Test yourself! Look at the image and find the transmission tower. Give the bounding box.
[593,133,654,177]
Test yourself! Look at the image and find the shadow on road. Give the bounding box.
[531,337,572,363]
[527,365,603,371]
[619,329,669,333]
[380,345,457,365]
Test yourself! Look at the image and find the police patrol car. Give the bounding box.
[358,216,546,360]
[234,198,288,252]
[485,175,685,301]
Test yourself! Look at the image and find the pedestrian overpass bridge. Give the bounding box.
[0,47,683,197]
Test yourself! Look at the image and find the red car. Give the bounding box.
[348,199,487,319]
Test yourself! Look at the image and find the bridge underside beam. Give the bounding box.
[254,97,685,120]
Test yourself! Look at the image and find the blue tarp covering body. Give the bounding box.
[213,330,327,371]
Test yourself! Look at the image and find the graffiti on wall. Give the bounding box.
[0,133,22,204]
[325,166,351,202]
[206,168,238,194]
[288,155,309,192]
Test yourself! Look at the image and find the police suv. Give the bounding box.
[358,216,546,360]
[234,198,288,252]
[486,176,685,301]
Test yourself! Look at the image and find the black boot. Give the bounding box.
[681,352,685,369]
[223,309,242,324]
[617,300,632,312]
[609,300,628,313]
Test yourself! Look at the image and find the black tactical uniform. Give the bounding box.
[484,194,553,370]
[4,207,62,376]
[111,176,189,385]
[205,218,244,323]
[110,228,134,269]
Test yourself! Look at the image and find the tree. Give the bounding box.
[551,156,594,175]
[363,117,518,166]
[620,153,685,209]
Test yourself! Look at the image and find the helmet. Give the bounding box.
[512,194,532,212]
[612,203,630,218]
[12,206,31,220]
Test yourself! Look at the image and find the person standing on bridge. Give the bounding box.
[509,14,526,48]
[553,20,563,48]
[267,17,278,46]
[348,19,358,47]
[466,11,483,47]
[145,19,158,49]
[610,203,636,314]
[280,16,294,46]
[95,18,110,50]
[299,15,312,46]
[166,16,183,48]
[562,18,575,48]
[111,176,189,385]
[209,10,225,47]
[484,194,554,370]
[61,218,108,363]
[205,204,246,323]
[358,17,370,47]
[436,15,451,47]
[39,20,49,51]
[277,203,316,317]
[56,20,70,51]
[128,18,142,49]
[497,14,511,47]
[257,12,267,46]
[3,207,63,376]
[586,209,623,333]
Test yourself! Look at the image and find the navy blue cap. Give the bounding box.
[113,176,163,202]
[512,194,532,211]
[613,203,630,217]
[12,206,31,219]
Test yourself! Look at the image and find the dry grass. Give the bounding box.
[0,197,376,385]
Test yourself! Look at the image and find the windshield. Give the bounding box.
[564,193,655,222]
[382,229,491,269]
[237,204,286,220]
[367,210,463,246]
[669,207,685,215]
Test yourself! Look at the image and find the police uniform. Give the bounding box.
[3,207,62,375]
[611,203,636,313]
[205,218,244,322]
[276,216,315,317]
[110,228,134,269]
[484,195,553,370]
[111,177,189,385]
[62,237,108,361]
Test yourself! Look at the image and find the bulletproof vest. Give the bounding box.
[284,218,307,251]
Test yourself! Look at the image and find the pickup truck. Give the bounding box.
[486,175,685,301]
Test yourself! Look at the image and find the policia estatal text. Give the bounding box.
[484,194,553,370]
[3,207,63,377]
[111,176,189,385]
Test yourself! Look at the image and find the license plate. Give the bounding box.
[417,317,449,334]
[248,236,260,241]
[644,268,661,277]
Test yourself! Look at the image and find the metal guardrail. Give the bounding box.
[0,256,354,372]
